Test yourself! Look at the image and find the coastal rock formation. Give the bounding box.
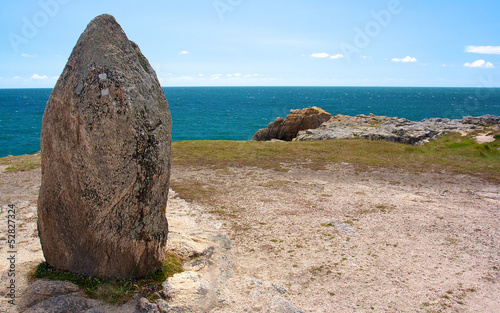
[37,14,171,279]
[294,113,500,144]
[252,107,332,141]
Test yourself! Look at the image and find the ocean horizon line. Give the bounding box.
[1,85,500,90]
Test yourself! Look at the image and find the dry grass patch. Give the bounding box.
[172,134,500,182]
[169,178,218,204]
[2,133,498,181]
[0,153,41,172]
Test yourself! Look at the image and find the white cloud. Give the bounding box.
[330,54,344,59]
[178,51,190,55]
[465,46,500,55]
[311,52,329,58]
[210,74,223,79]
[31,74,48,80]
[21,53,36,58]
[464,60,495,68]
[392,56,417,63]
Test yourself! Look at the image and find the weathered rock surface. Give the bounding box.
[19,280,140,313]
[252,107,331,141]
[18,279,80,311]
[24,292,104,313]
[294,113,500,145]
[37,14,171,279]
[156,232,233,312]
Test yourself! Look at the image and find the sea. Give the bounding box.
[1,86,500,157]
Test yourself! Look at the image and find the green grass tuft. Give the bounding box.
[31,252,183,305]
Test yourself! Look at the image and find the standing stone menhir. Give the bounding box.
[37,14,171,279]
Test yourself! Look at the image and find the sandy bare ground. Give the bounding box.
[1,161,499,312]
[171,163,500,313]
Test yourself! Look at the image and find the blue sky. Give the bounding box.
[1,0,499,88]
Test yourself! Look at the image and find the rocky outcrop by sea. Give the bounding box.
[294,113,500,144]
[37,14,172,279]
[253,107,331,141]
[253,107,500,145]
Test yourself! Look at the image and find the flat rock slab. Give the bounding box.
[295,113,500,144]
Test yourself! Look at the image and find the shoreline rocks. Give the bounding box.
[37,14,172,279]
[252,107,331,141]
[252,107,499,145]
[295,113,500,144]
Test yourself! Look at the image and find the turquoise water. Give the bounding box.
[1,87,500,157]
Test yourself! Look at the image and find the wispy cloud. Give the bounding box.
[311,53,344,59]
[464,60,495,68]
[330,54,344,59]
[392,56,417,63]
[21,53,37,58]
[465,46,500,55]
[31,74,48,80]
[311,52,329,58]
[178,51,190,55]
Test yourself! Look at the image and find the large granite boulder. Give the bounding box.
[252,107,332,141]
[37,14,171,279]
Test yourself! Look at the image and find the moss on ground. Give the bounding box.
[31,252,183,305]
